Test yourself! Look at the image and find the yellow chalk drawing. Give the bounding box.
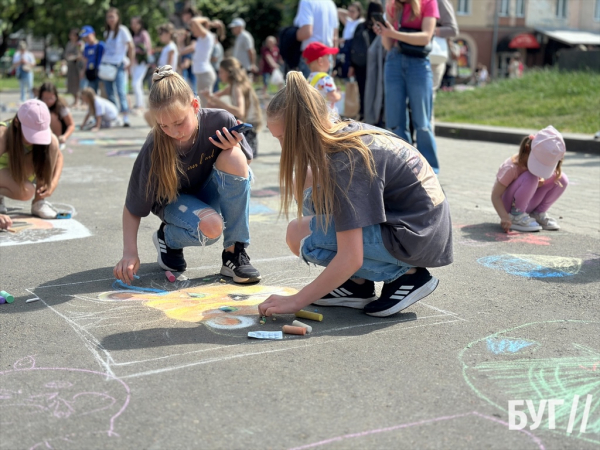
[98,284,297,328]
[511,254,583,276]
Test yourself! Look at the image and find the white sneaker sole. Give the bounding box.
[366,277,439,317]
[220,265,261,284]
[510,224,542,232]
[313,295,377,309]
[152,232,180,272]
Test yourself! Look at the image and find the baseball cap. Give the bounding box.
[302,42,339,63]
[528,125,566,179]
[17,100,51,145]
[228,18,245,28]
[80,26,95,38]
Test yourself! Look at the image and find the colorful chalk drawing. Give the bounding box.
[105,149,140,158]
[0,356,130,449]
[59,165,124,184]
[28,259,462,379]
[0,207,91,247]
[478,254,582,278]
[456,224,553,247]
[249,197,279,223]
[486,338,537,354]
[460,321,600,445]
[72,138,147,147]
[288,411,545,449]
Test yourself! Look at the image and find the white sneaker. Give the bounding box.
[509,212,542,232]
[31,200,58,219]
[0,196,7,214]
[531,211,560,230]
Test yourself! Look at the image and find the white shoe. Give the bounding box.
[59,143,66,151]
[531,211,560,230]
[31,200,58,219]
[509,212,542,232]
[0,196,7,214]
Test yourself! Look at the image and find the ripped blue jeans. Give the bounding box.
[162,167,251,249]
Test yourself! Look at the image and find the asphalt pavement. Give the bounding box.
[0,91,599,450]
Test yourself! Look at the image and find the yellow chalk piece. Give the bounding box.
[295,310,323,322]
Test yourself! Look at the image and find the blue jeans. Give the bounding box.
[300,188,411,283]
[19,71,34,102]
[102,63,129,114]
[162,167,251,250]
[384,48,439,173]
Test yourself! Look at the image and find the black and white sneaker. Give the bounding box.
[364,268,439,317]
[152,223,187,272]
[313,279,377,309]
[220,242,261,284]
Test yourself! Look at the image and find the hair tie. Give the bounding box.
[152,65,175,82]
[529,134,536,140]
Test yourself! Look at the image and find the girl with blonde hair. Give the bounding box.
[114,65,260,285]
[203,57,263,157]
[258,72,452,318]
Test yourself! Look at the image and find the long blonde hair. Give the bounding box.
[267,72,379,230]
[81,88,97,117]
[5,117,52,187]
[220,57,263,129]
[147,68,195,203]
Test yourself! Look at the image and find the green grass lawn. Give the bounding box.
[435,69,600,134]
[0,75,66,92]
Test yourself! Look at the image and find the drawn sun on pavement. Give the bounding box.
[460,320,600,445]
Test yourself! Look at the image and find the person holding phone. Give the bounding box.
[373,0,441,173]
[113,65,261,285]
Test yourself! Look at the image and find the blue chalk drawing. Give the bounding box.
[486,338,535,354]
[477,254,582,278]
[112,280,169,295]
[249,203,274,215]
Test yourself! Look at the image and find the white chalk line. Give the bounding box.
[420,302,467,321]
[118,318,463,379]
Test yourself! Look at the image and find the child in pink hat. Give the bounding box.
[491,125,568,232]
[0,99,64,229]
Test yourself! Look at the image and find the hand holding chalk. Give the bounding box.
[113,254,140,285]
[257,293,306,317]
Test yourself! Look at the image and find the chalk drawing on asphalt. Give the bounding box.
[477,254,583,278]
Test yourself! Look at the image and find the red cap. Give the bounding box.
[302,42,339,64]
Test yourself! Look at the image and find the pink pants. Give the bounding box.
[502,171,568,214]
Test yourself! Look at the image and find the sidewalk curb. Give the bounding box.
[436,122,600,155]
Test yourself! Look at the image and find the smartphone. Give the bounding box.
[372,12,386,26]
[210,123,253,141]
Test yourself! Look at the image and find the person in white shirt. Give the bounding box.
[294,0,339,77]
[157,23,179,68]
[337,2,364,79]
[100,7,134,126]
[80,87,122,131]
[229,18,257,75]
[11,41,36,103]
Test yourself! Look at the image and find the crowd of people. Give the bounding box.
[0,1,568,318]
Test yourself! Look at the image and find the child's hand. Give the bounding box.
[538,178,545,187]
[114,254,140,285]
[0,214,13,230]
[36,183,56,199]
[258,293,304,316]
[501,216,512,233]
[91,126,100,132]
[209,121,244,150]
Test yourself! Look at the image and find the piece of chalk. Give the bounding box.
[282,325,307,335]
[133,274,140,279]
[26,298,40,303]
[0,291,14,304]
[295,310,323,321]
[292,320,312,333]
[165,271,176,282]
[0,296,5,304]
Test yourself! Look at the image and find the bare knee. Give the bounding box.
[215,145,249,178]
[198,210,223,239]
[286,217,312,256]
[50,114,62,137]
[14,183,35,201]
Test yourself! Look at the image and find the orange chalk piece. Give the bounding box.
[295,310,323,321]
[282,325,307,335]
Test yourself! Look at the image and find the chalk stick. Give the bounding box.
[26,298,40,303]
[0,296,5,304]
[295,310,323,321]
[0,291,14,304]
[292,320,312,333]
[282,325,307,335]
[165,271,176,282]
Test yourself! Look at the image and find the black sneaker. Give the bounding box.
[152,223,187,272]
[220,243,261,284]
[313,279,377,309]
[364,268,439,317]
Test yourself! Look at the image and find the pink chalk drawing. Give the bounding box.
[0,356,130,449]
[485,232,552,246]
[288,411,545,450]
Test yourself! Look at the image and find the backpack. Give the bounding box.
[279,26,302,69]
[350,23,371,68]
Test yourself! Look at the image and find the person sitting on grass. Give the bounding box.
[80,87,122,131]
[491,126,568,232]
[113,65,261,285]
[258,72,452,318]
[38,82,75,150]
[303,42,341,117]
[0,100,64,225]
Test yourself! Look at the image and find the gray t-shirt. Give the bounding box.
[233,30,254,70]
[125,109,253,219]
[328,122,453,268]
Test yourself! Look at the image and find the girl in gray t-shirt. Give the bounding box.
[113,66,261,286]
[258,72,452,318]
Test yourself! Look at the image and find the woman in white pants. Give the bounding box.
[181,17,216,107]
[130,16,153,110]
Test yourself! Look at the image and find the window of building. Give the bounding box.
[595,0,600,21]
[499,0,510,17]
[556,0,567,18]
[516,0,525,17]
[457,0,471,15]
